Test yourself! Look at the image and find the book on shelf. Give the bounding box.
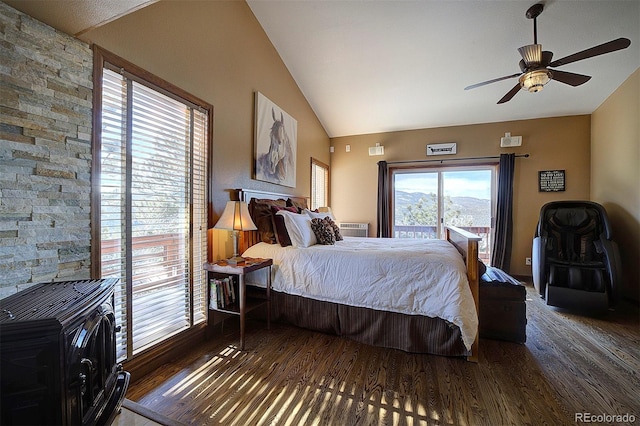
[210,278,220,310]
[209,276,237,310]
[228,278,236,302]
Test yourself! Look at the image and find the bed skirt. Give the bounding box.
[269,291,470,357]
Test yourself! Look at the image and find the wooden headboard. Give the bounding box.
[236,188,309,253]
[237,188,308,206]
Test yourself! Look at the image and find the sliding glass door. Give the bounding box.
[394,171,439,239]
[392,166,495,263]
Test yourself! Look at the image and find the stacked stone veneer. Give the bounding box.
[0,3,93,297]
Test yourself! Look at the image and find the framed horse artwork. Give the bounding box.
[254,92,297,187]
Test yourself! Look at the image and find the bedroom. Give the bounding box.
[0,1,638,424]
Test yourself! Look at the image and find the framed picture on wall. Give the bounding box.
[254,92,297,187]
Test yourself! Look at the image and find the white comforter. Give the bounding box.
[242,237,478,350]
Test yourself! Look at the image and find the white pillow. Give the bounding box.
[303,208,336,222]
[276,210,317,247]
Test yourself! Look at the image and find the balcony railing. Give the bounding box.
[101,232,192,355]
[394,225,492,264]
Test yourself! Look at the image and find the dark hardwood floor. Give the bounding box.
[126,284,640,425]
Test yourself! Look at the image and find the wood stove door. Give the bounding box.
[67,301,118,425]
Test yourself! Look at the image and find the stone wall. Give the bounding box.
[0,3,93,297]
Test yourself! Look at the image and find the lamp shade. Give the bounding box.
[213,201,257,232]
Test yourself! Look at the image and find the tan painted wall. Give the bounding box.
[330,115,592,277]
[79,1,330,260]
[591,68,640,301]
[74,1,633,289]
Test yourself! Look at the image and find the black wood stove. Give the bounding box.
[0,278,130,425]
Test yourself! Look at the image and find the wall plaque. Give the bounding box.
[539,170,565,192]
[426,142,457,156]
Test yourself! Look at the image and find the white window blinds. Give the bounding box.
[100,68,208,360]
[311,158,329,210]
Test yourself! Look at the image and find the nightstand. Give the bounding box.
[204,258,272,350]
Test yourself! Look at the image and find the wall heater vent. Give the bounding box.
[339,223,369,237]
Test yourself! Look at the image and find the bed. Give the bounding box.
[235,188,482,361]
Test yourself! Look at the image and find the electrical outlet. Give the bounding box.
[525,257,532,265]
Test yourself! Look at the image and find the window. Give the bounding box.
[93,47,211,361]
[392,165,496,263]
[310,158,329,210]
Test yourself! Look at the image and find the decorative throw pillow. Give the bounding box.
[249,198,287,244]
[311,218,336,245]
[325,216,343,241]
[287,197,308,212]
[303,208,336,222]
[270,205,298,247]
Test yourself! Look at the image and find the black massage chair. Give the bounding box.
[532,201,621,311]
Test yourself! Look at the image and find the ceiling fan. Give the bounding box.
[464,3,631,104]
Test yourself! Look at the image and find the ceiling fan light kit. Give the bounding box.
[520,69,552,92]
[464,3,631,104]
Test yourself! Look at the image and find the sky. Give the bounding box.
[394,170,492,200]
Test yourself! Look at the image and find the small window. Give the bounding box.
[310,158,329,210]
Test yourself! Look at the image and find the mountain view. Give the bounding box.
[395,190,491,227]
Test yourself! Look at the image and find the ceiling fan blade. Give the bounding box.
[551,70,591,87]
[549,38,631,68]
[497,83,522,104]
[465,73,521,90]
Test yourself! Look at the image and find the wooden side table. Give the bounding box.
[204,258,272,350]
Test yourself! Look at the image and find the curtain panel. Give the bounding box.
[491,153,515,271]
[376,161,391,238]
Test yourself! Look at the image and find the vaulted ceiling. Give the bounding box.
[5,0,639,137]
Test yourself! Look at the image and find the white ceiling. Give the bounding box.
[5,0,639,138]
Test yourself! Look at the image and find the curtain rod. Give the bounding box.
[385,153,529,165]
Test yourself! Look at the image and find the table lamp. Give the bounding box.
[213,201,257,265]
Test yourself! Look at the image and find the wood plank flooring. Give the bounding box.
[126,284,640,425]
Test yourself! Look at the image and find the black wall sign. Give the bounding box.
[539,170,565,192]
